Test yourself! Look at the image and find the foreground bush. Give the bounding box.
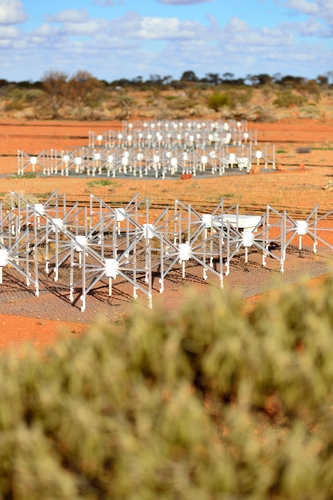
[2,277,333,498]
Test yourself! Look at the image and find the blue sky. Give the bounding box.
[1,0,333,82]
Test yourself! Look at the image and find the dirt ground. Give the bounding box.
[1,117,333,349]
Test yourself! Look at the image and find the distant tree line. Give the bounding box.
[1,69,333,90]
[1,68,331,120]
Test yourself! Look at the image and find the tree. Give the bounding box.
[147,74,164,85]
[317,74,329,87]
[276,75,305,88]
[222,72,235,81]
[130,76,143,86]
[161,75,172,85]
[326,71,333,85]
[68,70,103,113]
[41,70,69,117]
[180,70,198,82]
[204,73,221,85]
[254,74,273,86]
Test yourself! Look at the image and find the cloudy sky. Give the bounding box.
[1,0,333,82]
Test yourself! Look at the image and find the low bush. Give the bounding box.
[207,92,232,111]
[1,278,333,497]
[166,96,196,110]
[1,190,38,209]
[273,90,307,108]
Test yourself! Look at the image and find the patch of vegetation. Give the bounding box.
[166,97,196,110]
[311,147,333,151]
[11,172,39,179]
[34,192,52,199]
[219,192,239,199]
[228,87,253,105]
[2,69,333,121]
[87,179,114,187]
[24,89,44,102]
[2,280,333,497]
[296,147,312,154]
[207,92,232,111]
[1,191,39,209]
[4,101,24,111]
[276,149,287,153]
[273,91,307,108]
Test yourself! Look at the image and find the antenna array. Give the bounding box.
[1,191,332,312]
[18,120,275,177]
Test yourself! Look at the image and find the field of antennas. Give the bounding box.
[17,119,272,178]
[2,116,333,319]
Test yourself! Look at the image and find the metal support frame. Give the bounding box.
[3,191,333,312]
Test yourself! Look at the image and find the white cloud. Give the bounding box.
[1,4,333,82]
[46,9,90,23]
[137,17,207,39]
[105,11,212,40]
[61,20,109,35]
[0,25,20,39]
[158,0,213,4]
[285,0,319,14]
[317,0,333,24]
[277,0,333,34]
[94,0,123,5]
[0,0,27,25]
[294,17,328,34]
[32,24,62,37]
[224,17,249,33]
[29,23,64,46]
[284,0,333,26]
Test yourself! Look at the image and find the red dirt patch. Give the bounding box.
[0,314,86,351]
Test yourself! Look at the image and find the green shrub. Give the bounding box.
[4,101,24,111]
[273,91,307,108]
[87,179,114,187]
[24,89,44,102]
[11,172,39,179]
[1,191,39,209]
[166,97,196,110]
[2,278,333,497]
[207,92,232,111]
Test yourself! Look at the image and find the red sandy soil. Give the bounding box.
[0,315,86,352]
[1,117,333,350]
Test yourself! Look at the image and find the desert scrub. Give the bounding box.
[298,104,320,119]
[2,280,333,497]
[1,191,38,210]
[86,179,115,188]
[11,172,39,179]
[166,96,196,110]
[273,90,307,108]
[207,92,232,111]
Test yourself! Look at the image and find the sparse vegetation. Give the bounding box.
[207,92,232,111]
[219,192,239,199]
[296,147,312,154]
[273,90,307,108]
[11,172,39,179]
[86,179,114,188]
[1,191,39,210]
[1,69,333,120]
[1,280,333,497]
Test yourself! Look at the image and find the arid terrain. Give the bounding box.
[1,117,333,348]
